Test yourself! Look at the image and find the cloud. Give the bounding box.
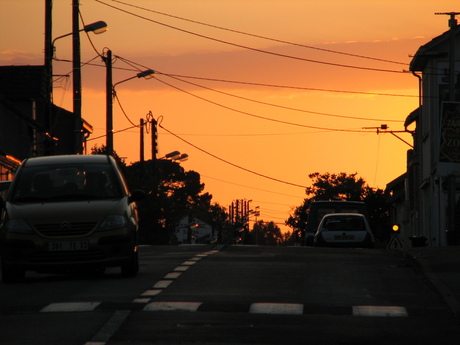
[0,50,41,63]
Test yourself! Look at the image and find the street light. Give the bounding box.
[48,19,107,154]
[160,151,189,162]
[52,21,108,47]
[105,48,155,156]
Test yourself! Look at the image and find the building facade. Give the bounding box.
[387,24,460,247]
[0,66,92,182]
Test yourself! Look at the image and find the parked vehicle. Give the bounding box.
[314,213,375,248]
[304,201,369,245]
[0,155,144,282]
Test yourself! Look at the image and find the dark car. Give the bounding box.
[0,155,144,282]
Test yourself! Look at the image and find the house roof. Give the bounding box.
[410,26,460,72]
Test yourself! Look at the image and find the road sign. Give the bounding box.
[387,233,403,249]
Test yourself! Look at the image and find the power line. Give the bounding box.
[104,55,418,99]
[102,0,408,66]
[162,73,417,99]
[159,124,308,189]
[161,73,405,122]
[201,174,302,198]
[95,0,406,74]
[154,77,382,132]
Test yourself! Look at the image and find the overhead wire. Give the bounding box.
[103,0,408,66]
[159,124,308,189]
[162,73,418,99]
[153,76,381,132]
[160,73,405,123]
[95,0,407,74]
[201,174,302,198]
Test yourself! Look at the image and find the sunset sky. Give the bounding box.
[1,0,458,233]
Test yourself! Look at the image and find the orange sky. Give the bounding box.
[1,0,458,233]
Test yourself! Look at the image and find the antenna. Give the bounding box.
[435,12,460,28]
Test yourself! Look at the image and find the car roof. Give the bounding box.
[311,200,365,205]
[22,155,112,167]
[322,213,365,218]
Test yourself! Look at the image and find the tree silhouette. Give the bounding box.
[286,172,390,243]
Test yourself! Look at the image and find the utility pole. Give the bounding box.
[105,49,113,156]
[140,118,144,163]
[44,0,53,144]
[151,117,158,161]
[72,0,82,154]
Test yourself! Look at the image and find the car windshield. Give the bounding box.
[10,163,122,203]
[323,216,366,232]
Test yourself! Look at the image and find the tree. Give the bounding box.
[90,144,126,170]
[305,172,366,201]
[250,220,283,246]
[286,172,390,243]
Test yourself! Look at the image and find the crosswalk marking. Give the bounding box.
[35,301,412,317]
[41,302,100,312]
[144,301,202,312]
[250,303,304,315]
[353,305,408,317]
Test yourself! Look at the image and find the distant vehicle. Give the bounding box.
[304,201,369,245]
[314,213,375,248]
[0,155,144,282]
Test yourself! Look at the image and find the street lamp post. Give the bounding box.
[104,55,154,156]
[50,14,107,154]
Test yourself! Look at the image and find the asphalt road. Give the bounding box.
[0,245,459,345]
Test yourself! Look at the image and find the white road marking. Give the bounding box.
[174,266,190,272]
[249,303,304,315]
[133,298,151,303]
[182,260,197,266]
[352,305,408,317]
[141,289,162,297]
[153,280,173,289]
[144,301,202,312]
[41,302,100,312]
[164,272,182,279]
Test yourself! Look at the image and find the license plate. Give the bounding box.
[47,241,89,251]
[334,235,354,240]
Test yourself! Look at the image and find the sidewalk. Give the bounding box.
[401,246,460,318]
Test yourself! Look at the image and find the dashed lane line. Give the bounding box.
[249,303,304,315]
[144,301,202,312]
[353,305,409,317]
[136,247,222,302]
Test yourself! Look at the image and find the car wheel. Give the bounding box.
[1,260,25,283]
[121,251,139,277]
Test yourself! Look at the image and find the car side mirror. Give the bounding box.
[128,189,145,204]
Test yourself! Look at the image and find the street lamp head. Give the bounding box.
[164,151,181,160]
[83,21,108,34]
[52,20,107,46]
[177,153,188,162]
[137,69,155,79]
